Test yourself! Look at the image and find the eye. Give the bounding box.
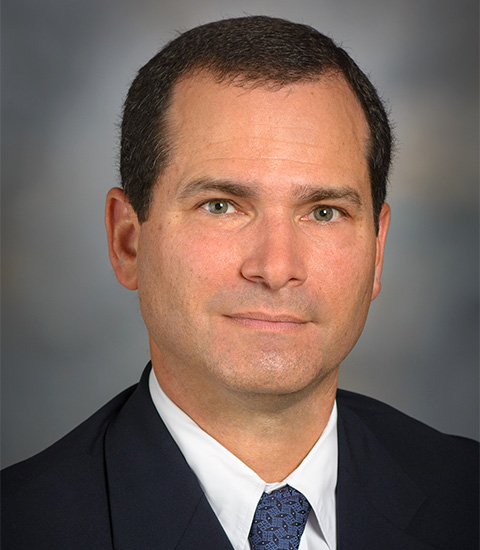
[310,206,341,222]
[201,199,236,214]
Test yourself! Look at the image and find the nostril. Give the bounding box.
[239,238,307,291]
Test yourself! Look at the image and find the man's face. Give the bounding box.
[132,73,389,398]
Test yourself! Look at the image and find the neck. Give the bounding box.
[151,355,338,483]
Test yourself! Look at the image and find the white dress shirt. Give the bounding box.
[149,369,338,550]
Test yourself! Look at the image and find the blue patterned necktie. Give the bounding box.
[248,485,311,550]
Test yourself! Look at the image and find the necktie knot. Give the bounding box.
[249,485,311,550]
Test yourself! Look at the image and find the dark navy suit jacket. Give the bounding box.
[2,364,478,549]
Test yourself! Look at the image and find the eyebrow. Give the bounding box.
[176,178,259,201]
[176,177,364,207]
[291,184,364,207]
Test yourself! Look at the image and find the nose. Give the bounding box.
[240,218,308,290]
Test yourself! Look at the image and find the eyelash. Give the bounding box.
[305,206,344,223]
[200,199,238,215]
[199,199,345,222]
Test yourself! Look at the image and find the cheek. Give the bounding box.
[140,228,237,310]
[177,232,236,286]
[310,236,376,307]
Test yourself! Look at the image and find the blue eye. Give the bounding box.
[203,200,234,214]
[312,206,337,222]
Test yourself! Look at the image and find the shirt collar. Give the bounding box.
[149,369,338,550]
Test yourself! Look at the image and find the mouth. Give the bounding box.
[224,312,310,332]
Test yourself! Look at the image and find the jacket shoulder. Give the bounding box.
[1,384,137,549]
[337,388,478,457]
[336,389,479,549]
[337,388,479,543]
[3,383,137,475]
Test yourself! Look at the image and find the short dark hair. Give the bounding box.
[120,16,393,229]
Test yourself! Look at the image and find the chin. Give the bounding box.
[214,354,336,397]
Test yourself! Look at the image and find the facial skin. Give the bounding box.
[106,73,390,475]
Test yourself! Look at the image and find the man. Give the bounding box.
[2,15,478,550]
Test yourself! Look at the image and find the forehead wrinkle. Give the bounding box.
[206,136,332,148]
[190,156,364,167]
[203,133,369,158]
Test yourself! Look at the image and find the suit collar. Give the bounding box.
[336,392,434,549]
[103,367,435,550]
[104,364,234,550]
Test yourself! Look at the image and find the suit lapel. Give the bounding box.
[104,365,234,550]
[103,368,441,549]
[336,396,435,550]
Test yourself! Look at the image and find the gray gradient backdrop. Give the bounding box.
[2,0,479,468]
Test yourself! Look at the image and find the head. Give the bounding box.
[106,17,392,412]
[120,15,393,231]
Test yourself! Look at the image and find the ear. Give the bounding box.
[105,187,140,290]
[371,203,391,301]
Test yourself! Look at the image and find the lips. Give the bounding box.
[227,312,308,324]
[223,312,310,333]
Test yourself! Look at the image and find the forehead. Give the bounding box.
[162,72,370,198]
